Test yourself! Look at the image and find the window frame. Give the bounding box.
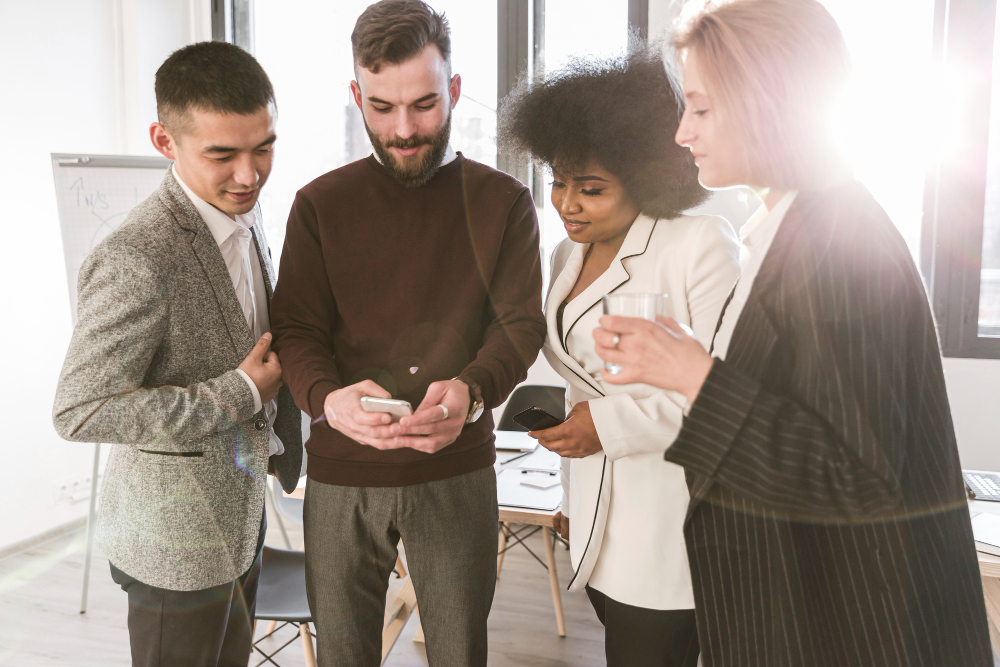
[924,0,1000,358]
[212,0,254,53]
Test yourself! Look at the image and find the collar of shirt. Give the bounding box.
[371,143,457,168]
[740,190,798,254]
[172,165,257,246]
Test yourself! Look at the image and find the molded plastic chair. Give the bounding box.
[253,546,316,667]
[496,385,566,431]
[271,476,303,526]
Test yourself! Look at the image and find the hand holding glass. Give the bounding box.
[600,294,671,374]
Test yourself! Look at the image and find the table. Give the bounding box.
[970,500,1000,651]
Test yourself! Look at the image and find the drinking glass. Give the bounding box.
[600,293,671,375]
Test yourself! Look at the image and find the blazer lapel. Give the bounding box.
[685,199,806,523]
[158,169,256,357]
[561,215,659,351]
[250,204,275,306]
[545,244,605,396]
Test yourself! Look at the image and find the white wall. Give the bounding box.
[0,0,208,552]
[944,359,1000,471]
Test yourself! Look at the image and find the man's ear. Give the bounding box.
[449,74,462,109]
[350,80,364,113]
[149,122,176,161]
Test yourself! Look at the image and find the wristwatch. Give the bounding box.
[453,375,484,423]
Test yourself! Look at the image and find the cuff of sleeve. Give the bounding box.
[235,369,263,413]
[589,392,684,462]
[308,379,342,420]
[665,359,760,477]
[221,369,258,424]
[459,366,495,409]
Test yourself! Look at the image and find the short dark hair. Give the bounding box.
[498,44,708,219]
[155,41,276,133]
[352,0,450,74]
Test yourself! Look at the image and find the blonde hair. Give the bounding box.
[674,0,852,189]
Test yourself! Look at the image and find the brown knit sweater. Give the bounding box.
[270,154,546,486]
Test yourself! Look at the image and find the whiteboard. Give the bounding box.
[51,153,170,322]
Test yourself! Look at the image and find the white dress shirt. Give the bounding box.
[173,166,284,456]
[712,190,798,361]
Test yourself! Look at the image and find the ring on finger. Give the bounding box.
[437,403,449,421]
[612,334,621,349]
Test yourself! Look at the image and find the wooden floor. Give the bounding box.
[0,502,605,667]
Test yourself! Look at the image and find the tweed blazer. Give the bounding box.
[53,169,303,591]
[668,181,992,666]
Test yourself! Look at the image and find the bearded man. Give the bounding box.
[268,1,546,664]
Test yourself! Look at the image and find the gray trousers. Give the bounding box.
[303,466,499,667]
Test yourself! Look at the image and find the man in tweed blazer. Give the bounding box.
[53,42,302,667]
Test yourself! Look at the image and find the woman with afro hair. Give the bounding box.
[499,45,739,666]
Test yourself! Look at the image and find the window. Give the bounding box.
[820,0,936,264]
[979,7,1000,337]
[923,0,1000,357]
[537,1,631,270]
[253,1,497,272]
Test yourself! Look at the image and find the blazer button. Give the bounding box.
[254,418,267,431]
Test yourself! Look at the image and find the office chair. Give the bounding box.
[496,384,566,431]
[252,546,316,667]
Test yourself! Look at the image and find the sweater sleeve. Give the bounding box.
[270,192,344,419]
[459,189,547,409]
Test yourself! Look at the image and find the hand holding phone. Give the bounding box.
[512,406,564,431]
[321,381,401,447]
[360,396,413,423]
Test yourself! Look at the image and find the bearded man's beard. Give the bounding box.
[366,110,452,188]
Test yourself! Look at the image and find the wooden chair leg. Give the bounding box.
[395,554,408,579]
[264,619,278,636]
[981,576,1000,653]
[382,576,418,664]
[300,622,317,667]
[412,607,425,644]
[496,522,510,579]
[543,527,567,637]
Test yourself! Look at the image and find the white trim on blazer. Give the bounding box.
[543,212,740,609]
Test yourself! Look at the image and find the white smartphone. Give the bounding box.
[360,396,413,423]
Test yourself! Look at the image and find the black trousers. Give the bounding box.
[109,513,267,667]
[586,585,699,667]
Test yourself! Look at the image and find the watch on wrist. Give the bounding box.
[453,375,485,424]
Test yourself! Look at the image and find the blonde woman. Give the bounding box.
[500,47,739,666]
[593,1,992,665]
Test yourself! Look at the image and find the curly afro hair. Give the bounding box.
[498,43,708,219]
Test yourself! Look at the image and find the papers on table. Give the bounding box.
[972,512,1000,557]
[494,430,538,452]
[497,469,562,511]
[513,446,560,474]
[519,473,560,490]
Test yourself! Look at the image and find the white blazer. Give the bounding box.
[544,212,739,609]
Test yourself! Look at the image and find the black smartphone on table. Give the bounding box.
[512,406,564,431]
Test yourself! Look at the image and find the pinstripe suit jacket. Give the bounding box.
[667,181,992,666]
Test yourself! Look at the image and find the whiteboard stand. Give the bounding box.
[79,443,100,614]
[51,153,171,615]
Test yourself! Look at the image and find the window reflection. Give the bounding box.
[979,2,1000,336]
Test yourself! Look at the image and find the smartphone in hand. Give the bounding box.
[360,396,413,423]
[512,406,564,431]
